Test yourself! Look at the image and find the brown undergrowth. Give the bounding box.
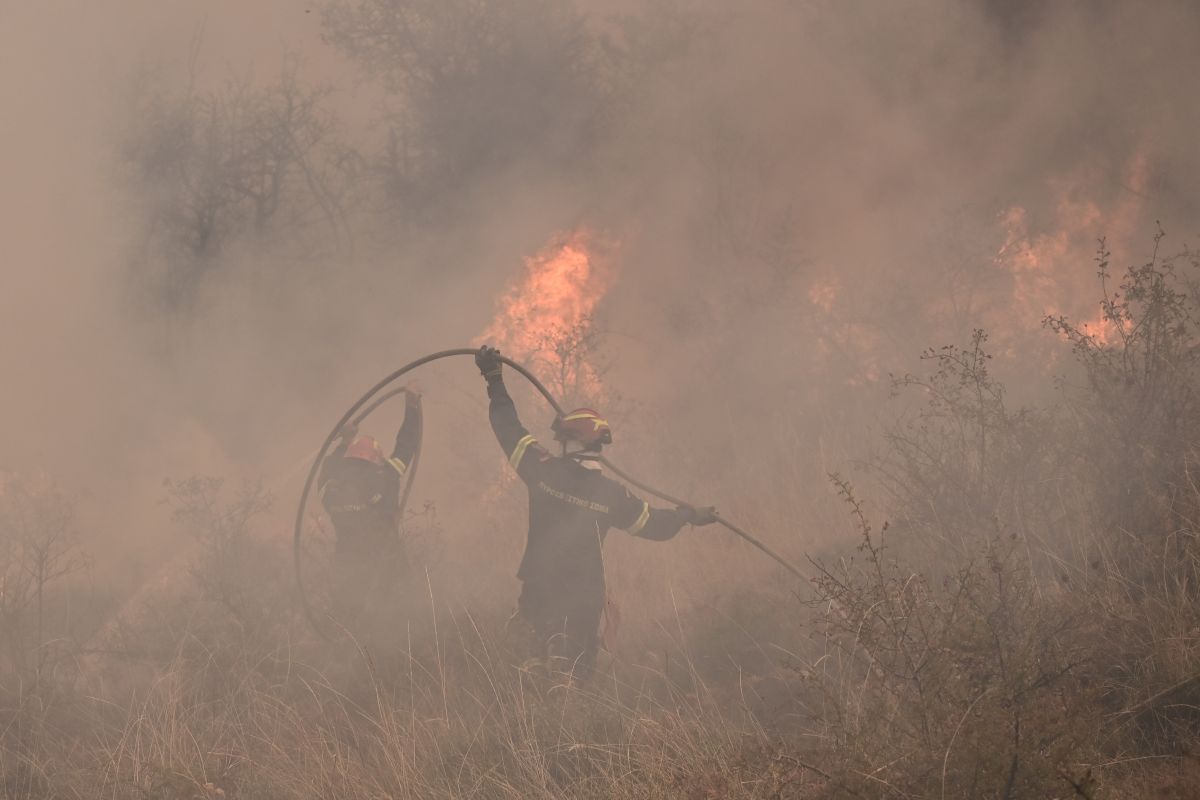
[6,238,1200,798]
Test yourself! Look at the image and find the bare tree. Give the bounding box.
[125,56,358,312]
[523,315,607,409]
[165,476,275,636]
[0,474,87,694]
[323,0,603,203]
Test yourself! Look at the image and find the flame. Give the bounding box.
[995,149,1150,343]
[476,229,615,398]
[1075,311,1128,347]
[803,273,886,385]
[798,149,1153,384]
[996,202,1100,325]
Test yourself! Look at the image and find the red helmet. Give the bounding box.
[553,408,613,447]
[344,435,386,466]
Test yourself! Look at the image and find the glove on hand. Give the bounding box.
[476,346,503,381]
[678,505,718,526]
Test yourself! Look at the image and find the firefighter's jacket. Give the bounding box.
[488,376,690,595]
[319,395,422,553]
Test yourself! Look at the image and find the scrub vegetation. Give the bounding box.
[5,1,1200,798]
[6,245,1200,798]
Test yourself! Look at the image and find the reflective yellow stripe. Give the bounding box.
[626,502,650,535]
[509,435,537,470]
[562,412,609,431]
[387,457,407,476]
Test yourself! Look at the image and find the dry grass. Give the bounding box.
[6,242,1200,798]
[3,600,787,799]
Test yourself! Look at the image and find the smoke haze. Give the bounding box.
[3,0,1199,597]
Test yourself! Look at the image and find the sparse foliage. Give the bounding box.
[803,476,1092,798]
[323,0,603,203]
[1047,233,1200,546]
[0,473,87,695]
[166,476,275,633]
[528,314,610,409]
[111,477,292,705]
[126,57,357,311]
[1045,233,1200,751]
[877,329,1058,566]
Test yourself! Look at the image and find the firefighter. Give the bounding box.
[318,388,423,628]
[475,345,716,678]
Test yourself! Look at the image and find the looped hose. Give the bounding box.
[294,349,803,641]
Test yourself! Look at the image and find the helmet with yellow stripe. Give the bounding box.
[552,408,613,448]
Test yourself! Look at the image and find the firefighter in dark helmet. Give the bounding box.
[475,345,716,677]
[318,389,423,626]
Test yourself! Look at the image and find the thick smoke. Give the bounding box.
[3,0,1199,601]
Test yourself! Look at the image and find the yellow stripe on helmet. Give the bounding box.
[561,412,610,432]
[509,434,537,470]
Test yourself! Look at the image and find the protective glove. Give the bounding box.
[476,345,503,381]
[338,422,359,442]
[678,505,718,526]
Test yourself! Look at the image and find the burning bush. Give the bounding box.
[780,233,1200,796]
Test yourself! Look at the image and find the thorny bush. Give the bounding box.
[1047,234,1200,750]
[1047,232,1200,572]
[802,477,1094,799]
[878,329,1060,568]
[783,233,1200,798]
[109,477,291,704]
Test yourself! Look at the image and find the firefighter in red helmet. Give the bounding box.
[318,389,423,627]
[475,345,716,678]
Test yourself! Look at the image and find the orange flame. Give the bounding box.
[476,229,615,398]
[800,149,1152,382]
[995,149,1150,344]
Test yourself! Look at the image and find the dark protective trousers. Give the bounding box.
[516,578,604,678]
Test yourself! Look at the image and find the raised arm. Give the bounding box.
[477,345,547,483]
[389,390,423,474]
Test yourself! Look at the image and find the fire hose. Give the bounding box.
[293,348,804,640]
